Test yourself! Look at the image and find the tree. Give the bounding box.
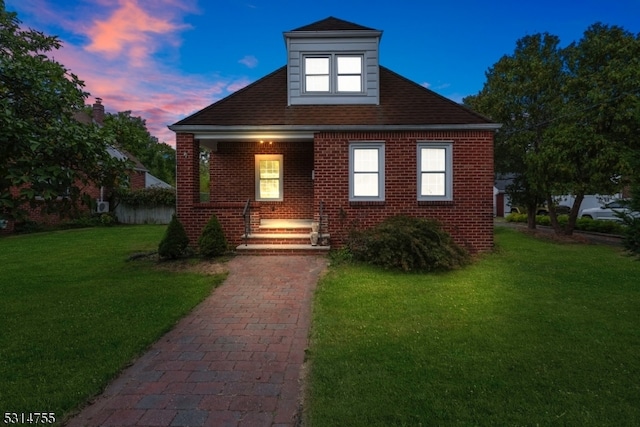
[0,4,128,221]
[553,23,640,234]
[466,24,640,235]
[464,33,565,229]
[102,111,176,186]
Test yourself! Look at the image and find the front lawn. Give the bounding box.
[306,227,640,426]
[0,226,226,425]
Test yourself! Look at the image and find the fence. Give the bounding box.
[114,203,174,224]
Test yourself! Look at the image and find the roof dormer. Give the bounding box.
[283,17,383,106]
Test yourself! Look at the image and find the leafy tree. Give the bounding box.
[466,24,640,235]
[551,23,640,234]
[0,4,128,221]
[464,33,565,229]
[102,111,176,186]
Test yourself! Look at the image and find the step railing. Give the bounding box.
[242,198,251,246]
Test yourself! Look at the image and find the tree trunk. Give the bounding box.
[527,201,537,229]
[547,194,562,234]
[564,193,585,236]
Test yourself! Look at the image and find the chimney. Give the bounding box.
[92,97,105,125]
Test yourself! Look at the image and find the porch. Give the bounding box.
[195,137,330,254]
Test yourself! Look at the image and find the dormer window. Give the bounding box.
[337,56,362,92]
[285,18,381,105]
[305,57,330,92]
[303,54,363,94]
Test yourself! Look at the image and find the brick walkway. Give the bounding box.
[66,255,327,427]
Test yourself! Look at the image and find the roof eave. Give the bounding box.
[168,123,502,141]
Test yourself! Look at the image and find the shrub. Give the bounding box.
[622,216,640,256]
[158,215,189,259]
[505,213,625,234]
[198,214,227,258]
[347,215,470,272]
[116,187,176,208]
[505,213,527,223]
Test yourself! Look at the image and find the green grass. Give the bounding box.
[0,226,226,424]
[307,227,640,426]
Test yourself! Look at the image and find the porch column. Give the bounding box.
[176,133,200,239]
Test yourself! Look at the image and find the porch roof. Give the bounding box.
[170,66,499,135]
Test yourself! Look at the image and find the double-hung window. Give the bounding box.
[304,55,363,93]
[255,154,283,201]
[336,56,362,92]
[304,57,330,92]
[417,142,453,201]
[350,142,385,201]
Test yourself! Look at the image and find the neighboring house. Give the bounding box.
[170,17,500,254]
[494,173,515,217]
[1,99,171,232]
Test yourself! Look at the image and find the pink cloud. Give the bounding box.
[85,0,188,67]
[8,0,246,147]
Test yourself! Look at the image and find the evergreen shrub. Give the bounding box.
[347,215,470,272]
[198,214,227,258]
[158,215,189,259]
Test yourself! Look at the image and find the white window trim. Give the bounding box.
[417,142,453,201]
[255,154,283,202]
[302,54,364,94]
[349,142,385,202]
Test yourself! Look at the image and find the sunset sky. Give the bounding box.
[6,0,639,146]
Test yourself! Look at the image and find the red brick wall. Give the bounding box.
[314,131,495,253]
[130,170,146,190]
[176,130,495,253]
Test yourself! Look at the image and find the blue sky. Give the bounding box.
[6,0,640,145]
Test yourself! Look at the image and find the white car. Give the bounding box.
[579,200,639,221]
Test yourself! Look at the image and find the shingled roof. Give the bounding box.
[291,16,377,32]
[173,65,493,127]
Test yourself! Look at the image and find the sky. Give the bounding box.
[6,0,640,146]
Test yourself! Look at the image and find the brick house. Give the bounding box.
[1,99,164,233]
[170,17,500,254]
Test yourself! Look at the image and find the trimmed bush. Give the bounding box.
[198,214,227,258]
[158,215,189,259]
[347,215,470,272]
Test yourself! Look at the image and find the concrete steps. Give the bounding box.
[235,219,330,255]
